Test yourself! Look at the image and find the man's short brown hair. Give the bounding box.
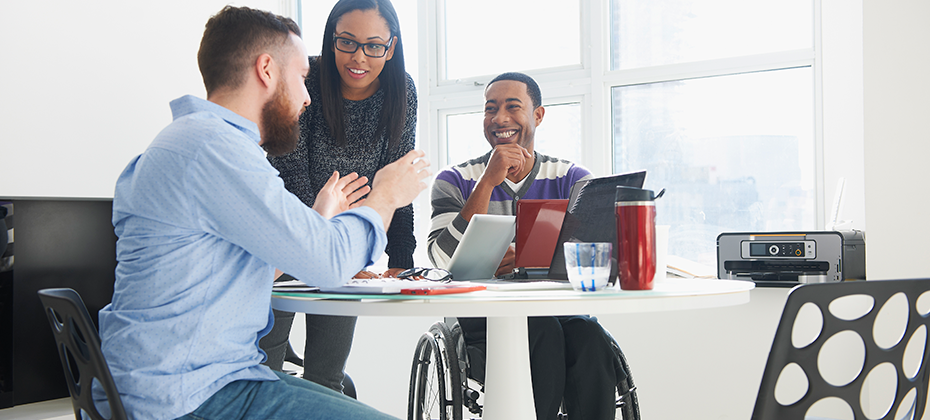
[198,6,301,95]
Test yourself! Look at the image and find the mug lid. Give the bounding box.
[616,186,660,202]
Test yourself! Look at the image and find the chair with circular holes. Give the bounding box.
[752,279,930,420]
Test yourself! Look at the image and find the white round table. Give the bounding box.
[272,278,754,419]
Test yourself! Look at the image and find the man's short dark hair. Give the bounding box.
[198,6,301,95]
[487,72,542,108]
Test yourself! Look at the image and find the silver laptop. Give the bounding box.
[446,214,516,281]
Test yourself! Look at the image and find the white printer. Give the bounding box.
[716,230,865,287]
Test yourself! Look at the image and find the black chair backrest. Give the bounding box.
[752,279,930,420]
[37,288,127,420]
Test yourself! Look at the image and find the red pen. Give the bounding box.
[400,285,486,295]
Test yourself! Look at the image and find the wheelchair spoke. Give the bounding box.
[422,347,445,418]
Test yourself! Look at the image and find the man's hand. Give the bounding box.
[495,245,516,277]
[483,143,533,186]
[312,171,370,219]
[365,150,431,229]
[457,144,533,223]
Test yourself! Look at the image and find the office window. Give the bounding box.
[445,102,583,165]
[610,0,812,70]
[297,2,332,56]
[411,0,821,268]
[612,68,815,263]
[441,0,581,80]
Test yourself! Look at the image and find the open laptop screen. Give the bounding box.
[446,214,516,281]
[514,199,569,269]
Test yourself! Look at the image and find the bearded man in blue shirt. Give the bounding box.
[95,6,429,420]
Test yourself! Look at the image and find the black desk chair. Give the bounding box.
[752,279,930,420]
[37,288,127,420]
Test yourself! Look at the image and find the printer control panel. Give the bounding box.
[741,240,816,259]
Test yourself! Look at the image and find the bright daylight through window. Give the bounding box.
[612,69,814,264]
[609,0,814,265]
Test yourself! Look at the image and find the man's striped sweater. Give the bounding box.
[427,150,592,268]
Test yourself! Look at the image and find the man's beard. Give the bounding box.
[260,81,300,157]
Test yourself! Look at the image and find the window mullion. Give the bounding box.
[604,49,817,88]
[812,0,826,229]
[587,0,611,176]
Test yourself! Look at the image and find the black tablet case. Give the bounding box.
[546,171,647,281]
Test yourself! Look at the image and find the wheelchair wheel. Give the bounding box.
[556,334,641,420]
[410,320,640,420]
[408,322,463,420]
[451,323,483,417]
[612,338,640,420]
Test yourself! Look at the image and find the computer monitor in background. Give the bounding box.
[0,197,117,408]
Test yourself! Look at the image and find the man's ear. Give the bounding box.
[534,105,545,127]
[255,53,276,90]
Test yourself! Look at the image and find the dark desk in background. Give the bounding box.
[0,197,117,409]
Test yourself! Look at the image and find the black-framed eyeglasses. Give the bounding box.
[396,267,452,282]
[333,35,394,58]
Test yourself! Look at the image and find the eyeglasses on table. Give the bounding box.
[396,267,452,282]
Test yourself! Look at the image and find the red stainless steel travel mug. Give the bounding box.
[615,187,657,290]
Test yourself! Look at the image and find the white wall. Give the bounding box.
[822,0,866,232]
[862,0,930,280]
[0,0,282,198]
[859,6,930,412]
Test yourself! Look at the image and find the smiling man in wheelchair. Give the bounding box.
[426,72,632,420]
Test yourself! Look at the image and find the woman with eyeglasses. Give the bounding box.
[262,0,416,395]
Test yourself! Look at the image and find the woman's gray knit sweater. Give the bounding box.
[268,57,417,269]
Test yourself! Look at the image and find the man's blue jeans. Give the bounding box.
[176,370,397,419]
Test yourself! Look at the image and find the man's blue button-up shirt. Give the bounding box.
[97,95,387,420]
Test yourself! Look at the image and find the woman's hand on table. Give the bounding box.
[381,267,407,279]
[353,270,382,279]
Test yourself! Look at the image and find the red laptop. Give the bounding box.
[514,199,569,269]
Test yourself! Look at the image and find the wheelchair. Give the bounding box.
[407,318,640,420]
